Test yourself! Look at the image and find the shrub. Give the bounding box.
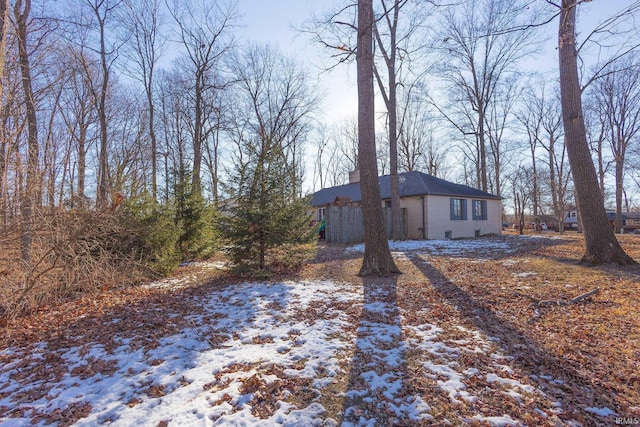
[121,195,182,275]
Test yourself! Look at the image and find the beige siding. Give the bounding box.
[425,195,502,239]
[398,197,427,239]
[378,195,501,240]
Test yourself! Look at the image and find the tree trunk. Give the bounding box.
[615,157,623,234]
[530,141,539,217]
[96,6,110,208]
[77,118,87,205]
[0,0,8,221]
[191,72,203,193]
[548,137,558,220]
[373,0,402,240]
[15,0,38,265]
[147,79,158,200]
[558,0,635,265]
[478,114,488,192]
[357,0,399,277]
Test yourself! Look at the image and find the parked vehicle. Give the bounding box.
[528,222,548,230]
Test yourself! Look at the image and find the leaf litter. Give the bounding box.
[1,233,639,426]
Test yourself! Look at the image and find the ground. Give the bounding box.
[1,233,639,426]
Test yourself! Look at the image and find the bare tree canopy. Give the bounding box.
[435,0,541,193]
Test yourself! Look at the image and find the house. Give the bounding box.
[564,209,640,233]
[564,209,579,230]
[310,170,503,241]
[606,211,640,233]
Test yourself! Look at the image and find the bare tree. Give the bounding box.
[70,0,125,208]
[508,165,531,234]
[485,74,521,197]
[316,122,351,188]
[590,59,640,233]
[0,0,10,222]
[93,0,120,207]
[539,92,571,233]
[41,71,67,210]
[156,69,191,202]
[120,0,166,200]
[436,0,539,193]
[396,80,443,175]
[106,89,149,198]
[311,124,331,191]
[231,44,317,188]
[167,0,237,194]
[57,47,99,207]
[516,85,544,217]
[557,0,635,264]
[372,0,426,239]
[13,0,38,264]
[338,117,359,174]
[224,44,317,269]
[584,96,609,197]
[357,0,399,276]
[0,0,6,77]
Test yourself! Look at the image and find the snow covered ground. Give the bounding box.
[0,237,615,426]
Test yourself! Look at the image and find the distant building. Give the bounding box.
[564,209,640,233]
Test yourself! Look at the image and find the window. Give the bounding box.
[472,200,487,220]
[318,208,326,221]
[385,200,392,208]
[450,198,467,220]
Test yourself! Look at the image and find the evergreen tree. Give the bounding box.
[219,135,316,271]
[121,194,182,275]
[173,173,217,260]
[220,45,318,271]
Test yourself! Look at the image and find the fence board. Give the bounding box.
[325,206,406,244]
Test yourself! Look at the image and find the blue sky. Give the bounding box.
[234,0,629,128]
[237,0,358,124]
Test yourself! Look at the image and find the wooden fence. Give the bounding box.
[325,206,407,244]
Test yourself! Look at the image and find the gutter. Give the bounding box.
[420,195,426,239]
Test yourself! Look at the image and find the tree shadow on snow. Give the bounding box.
[408,253,617,426]
[340,274,425,426]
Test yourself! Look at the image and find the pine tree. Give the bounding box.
[173,174,217,260]
[219,135,315,271]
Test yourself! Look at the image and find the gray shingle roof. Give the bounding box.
[606,211,640,220]
[310,171,501,207]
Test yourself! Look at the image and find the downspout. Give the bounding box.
[420,195,426,239]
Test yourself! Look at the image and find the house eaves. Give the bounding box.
[310,171,501,207]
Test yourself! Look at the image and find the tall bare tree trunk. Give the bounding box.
[14,0,38,264]
[192,72,203,193]
[558,0,635,265]
[97,15,110,208]
[0,0,8,222]
[373,0,402,240]
[148,82,157,199]
[357,0,400,277]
